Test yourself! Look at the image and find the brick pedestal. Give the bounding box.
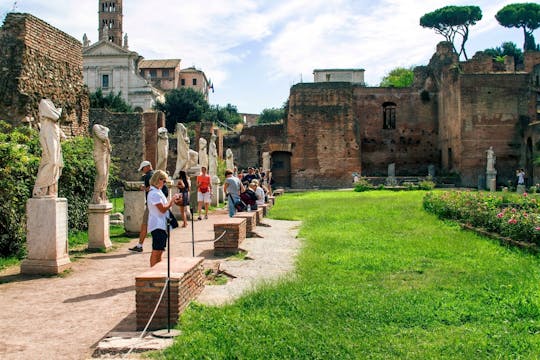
[267,196,275,207]
[234,211,258,237]
[213,217,246,255]
[135,257,205,331]
[254,207,264,225]
[259,204,268,217]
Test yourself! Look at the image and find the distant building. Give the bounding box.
[139,59,181,91]
[179,67,211,101]
[313,68,365,85]
[82,0,163,111]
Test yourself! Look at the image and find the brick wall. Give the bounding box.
[0,13,88,136]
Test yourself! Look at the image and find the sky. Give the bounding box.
[1,0,537,114]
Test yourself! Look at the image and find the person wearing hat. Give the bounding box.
[129,160,168,252]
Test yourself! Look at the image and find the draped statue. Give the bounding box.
[91,124,111,204]
[208,133,218,178]
[173,123,189,179]
[33,99,65,198]
[156,127,168,172]
[226,148,234,170]
[198,138,208,169]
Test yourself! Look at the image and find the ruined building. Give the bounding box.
[0,13,89,136]
[232,42,540,189]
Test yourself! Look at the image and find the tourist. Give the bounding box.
[147,170,179,266]
[251,179,265,207]
[129,160,168,252]
[175,170,190,227]
[243,167,258,185]
[196,166,211,220]
[517,168,525,186]
[224,169,244,217]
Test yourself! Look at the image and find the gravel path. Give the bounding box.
[0,209,301,359]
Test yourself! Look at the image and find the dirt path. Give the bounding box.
[0,209,301,359]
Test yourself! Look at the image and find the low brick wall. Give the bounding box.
[267,196,275,207]
[214,217,246,255]
[135,257,205,331]
[255,207,264,225]
[233,211,258,237]
[259,204,268,217]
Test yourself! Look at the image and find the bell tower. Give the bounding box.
[98,1,123,46]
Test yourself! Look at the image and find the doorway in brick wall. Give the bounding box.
[271,151,291,187]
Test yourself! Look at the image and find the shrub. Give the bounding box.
[418,180,436,190]
[353,177,374,192]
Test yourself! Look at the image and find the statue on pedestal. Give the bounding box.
[198,138,208,169]
[226,148,234,170]
[91,124,111,204]
[173,123,189,179]
[486,146,496,172]
[156,127,168,172]
[208,133,218,178]
[33,99,65,198]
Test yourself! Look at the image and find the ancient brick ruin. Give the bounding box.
[0,13,89,136]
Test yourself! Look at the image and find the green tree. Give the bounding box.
[155,88,210,132]
[420,5,483,60]
[495,3,540,51]
[89,89,133,112]
[205,103,242,128]
[379,67,415,87]
[483,41,524,64]
[258,107,285,124]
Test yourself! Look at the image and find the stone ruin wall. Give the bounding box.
[354,87,438,177]
[287,82,361,188]
[230,123,286,170]
[0,13,88,136]
[457,73,530,187]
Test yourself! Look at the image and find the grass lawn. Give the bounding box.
[156,190,540,359]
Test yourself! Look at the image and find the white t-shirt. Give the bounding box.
[147,186,168,233]
[255,186,265,206]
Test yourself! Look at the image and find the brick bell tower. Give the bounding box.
[98,0,123,46]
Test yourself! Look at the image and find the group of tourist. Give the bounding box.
[130,160,273,266]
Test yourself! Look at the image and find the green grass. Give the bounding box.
[155,190,540,359]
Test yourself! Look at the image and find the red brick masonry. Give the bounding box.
[213,217,247,255]
[135,257,205,330]
[234,211,258,237]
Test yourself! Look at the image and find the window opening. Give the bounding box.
[382,102,396,129]
[102,74,109,88]
[192,78,197,86]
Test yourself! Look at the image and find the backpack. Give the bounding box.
[240,189,257,209]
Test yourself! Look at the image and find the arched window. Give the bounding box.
[382,102,396,129]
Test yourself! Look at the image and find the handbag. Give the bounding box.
[167,210,179,229]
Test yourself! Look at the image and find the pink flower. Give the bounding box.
[523,193,528,197]
[508,218,518,224]
[536,227,540,231]
[497,213,504,218]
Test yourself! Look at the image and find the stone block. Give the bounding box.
[233,211,257,237]
[21,197,71,275]
[88,202,113,250]
[213,217,246,255]
[124,187,145,235]
[136,257,205,331]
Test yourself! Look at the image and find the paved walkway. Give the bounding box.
[0,208,301,359]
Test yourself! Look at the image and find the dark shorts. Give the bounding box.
[151,229,167,250]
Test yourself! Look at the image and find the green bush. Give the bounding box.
[0,122,118,258]
[418,180,436,190]
[353,178,374,192]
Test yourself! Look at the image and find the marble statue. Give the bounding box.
[91,124,111,204]
[33,99,65,198]
[226,148,234,170]
[173,123,189,179]
[82,33,90,47]
[156,127,168,172]
[208,133,218,178]
[262,152,271,172]
[188,148,199,170]
[198,137,208,169]
[486,146,496,172]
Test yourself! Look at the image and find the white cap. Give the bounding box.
[138,160,151,171]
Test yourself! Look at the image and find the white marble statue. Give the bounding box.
[262,152,271,172]
[156,127,168,172]
[486,146,496,172]
[33,99,65,198]
[226,148,234,170]
[208,133,218,178]
[173,123,189,179]
[91,124,111,204]
[198,137,208,169]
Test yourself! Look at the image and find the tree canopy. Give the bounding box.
[420,5,482,60]
[495,3,540,51]
[258,107,285,124]
[483,41,524,65]
[89,89,133,112]
[205,104,242,128]
[154,88,210,132]
[379,67,415,88]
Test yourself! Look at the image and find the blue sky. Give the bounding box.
[1,0,537,114]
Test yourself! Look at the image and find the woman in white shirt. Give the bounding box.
[147,170,179,267]
[251,179,265,207]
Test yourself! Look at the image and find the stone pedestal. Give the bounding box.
[486,170,497,192]
[88,203,113,250]
[517,184,526,194]
[21,197,71,275]
[211,176,220,207]
[124,183,145,235]
[218,185,225,204]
